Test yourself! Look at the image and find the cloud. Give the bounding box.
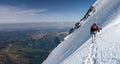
[0,6,48,23]
[17,9,48,14]
[0,5,80,23]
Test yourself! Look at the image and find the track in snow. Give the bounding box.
[83,42,97,64]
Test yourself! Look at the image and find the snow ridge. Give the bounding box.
[43,0,120,64]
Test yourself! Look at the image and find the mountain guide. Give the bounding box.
[90,23,102,43]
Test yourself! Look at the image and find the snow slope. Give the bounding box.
[43,0,120,64]
[61,15,120,64]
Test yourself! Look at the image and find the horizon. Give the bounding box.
[0,21,76,31]
[0,21,76,24]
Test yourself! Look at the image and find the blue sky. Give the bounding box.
[0,0,96,23]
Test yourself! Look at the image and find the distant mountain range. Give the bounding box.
[0,22,76,31]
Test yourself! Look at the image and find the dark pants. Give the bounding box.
[91,28,98,34]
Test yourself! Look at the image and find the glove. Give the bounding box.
[100,28,102,30]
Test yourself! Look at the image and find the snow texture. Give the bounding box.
[43,0,120,64]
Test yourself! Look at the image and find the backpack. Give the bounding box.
[92,25,97,29]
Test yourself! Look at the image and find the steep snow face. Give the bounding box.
[43,0,120,64]
[61,15,120,64]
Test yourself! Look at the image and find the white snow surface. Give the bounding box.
[43,0,120,64]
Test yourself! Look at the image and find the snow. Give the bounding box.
[42,0,120,64]
[61,16,120,64]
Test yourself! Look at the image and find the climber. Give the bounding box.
[90,23,102,42]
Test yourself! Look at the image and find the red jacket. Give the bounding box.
[91,23,101,32]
